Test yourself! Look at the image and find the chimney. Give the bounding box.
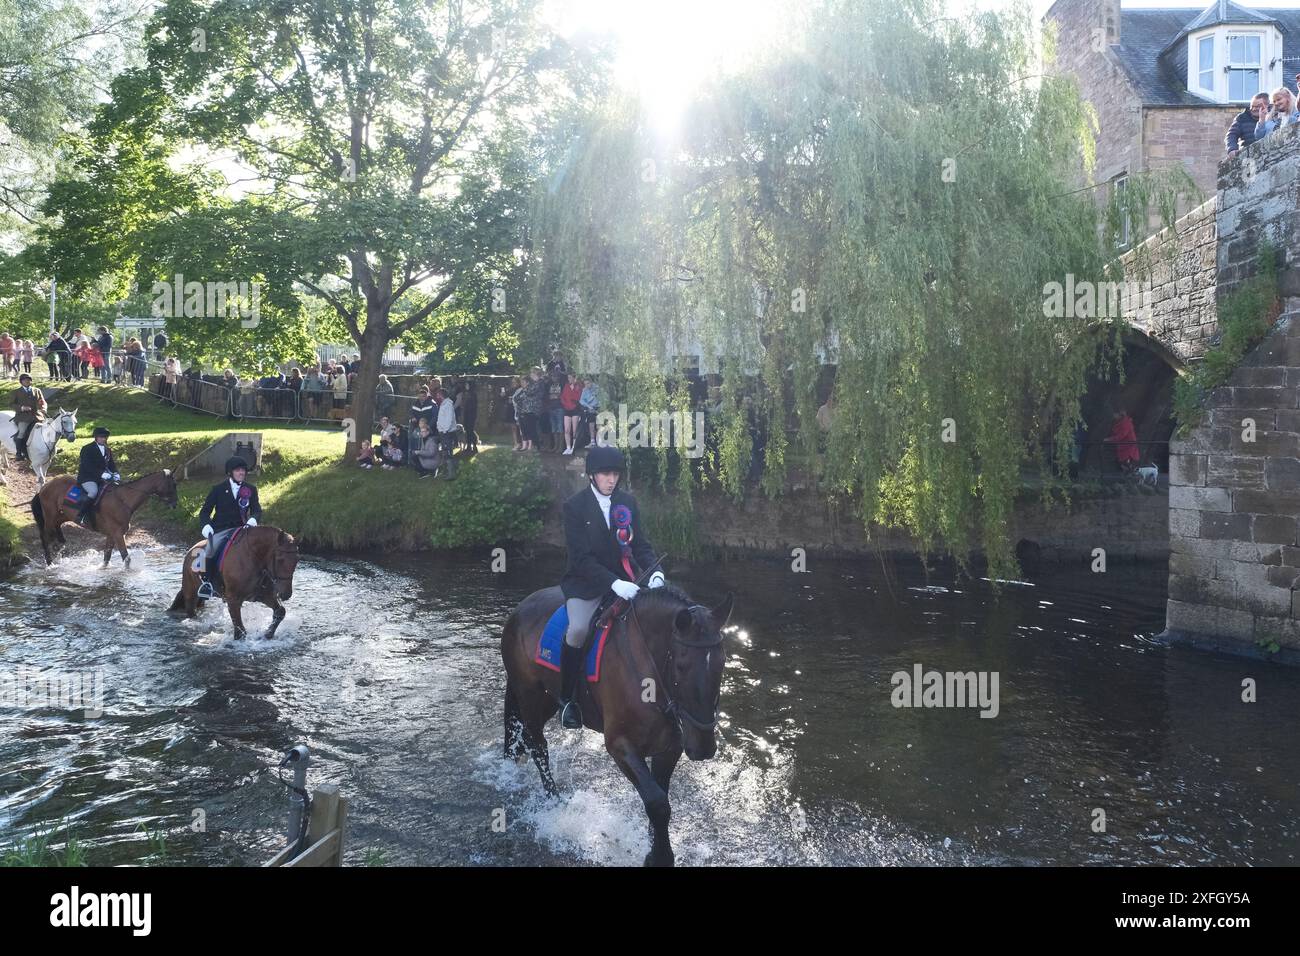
[1102,0,1121,46]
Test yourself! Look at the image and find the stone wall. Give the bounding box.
[1166,299,1300,653]
[1215,121,1300,297]
[1118,196,1217,363]
[1046,0,1139,189]
[1144,106,1240,202]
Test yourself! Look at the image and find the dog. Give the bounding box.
[1135,463,1159,488]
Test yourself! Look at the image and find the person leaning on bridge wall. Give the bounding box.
[1254,86,1300,141]
[1226,92,1269,159]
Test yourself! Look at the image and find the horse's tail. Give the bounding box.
[30,493,43,532]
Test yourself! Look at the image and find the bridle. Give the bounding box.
[36,413,75,459]
[258,540,299,592]
[622,599,725,736]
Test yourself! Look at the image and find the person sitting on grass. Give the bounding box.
[357,440,376,469]
[413,421,440,478]
[380,425,406,470]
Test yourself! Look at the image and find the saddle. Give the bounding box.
[67,482,111,530]
[193,527,242,597]
[535,594,619,683]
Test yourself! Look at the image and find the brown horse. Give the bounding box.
[501,583,733,867]
[31,470,179,567]
[168,526,300,640]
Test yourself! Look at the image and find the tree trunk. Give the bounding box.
[344,316,390,461]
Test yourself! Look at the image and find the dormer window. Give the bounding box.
[1226,33,1262,102]
[1177,2,1283,106]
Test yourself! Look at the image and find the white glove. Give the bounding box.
[611,579,640,601]
[112,472,121,482]
[648,571,665,589]
[245,517,258,527]
[101,471,112,481]
[202,524,214,538]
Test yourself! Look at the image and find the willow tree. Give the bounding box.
[532,0,1190,577]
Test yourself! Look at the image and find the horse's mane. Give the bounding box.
[634,582,694,612]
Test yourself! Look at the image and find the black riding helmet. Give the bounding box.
[585,444,625,476]
[92,426,110,439]
[225,456,249,476]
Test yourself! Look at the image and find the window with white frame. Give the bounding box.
[1227,33,1263,102]
[1198,35,1215,92]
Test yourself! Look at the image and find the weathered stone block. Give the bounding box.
[1264,457,1300,489]
[1267,565,1300,589]
[1200,512,1252,540]
[1166,599,1254,639]
[1169,551,1214,578]
[1169,485,1232,512]
[1231,430,1300,458]
[1233,366,1288,387]
[1232,489,1300,514]
[1211,407,1276,430]
[1234,576,1295,616]
[1168,572,1233,606]
[1171,536,1282,564]
[1206,455,1265,488]
[1169,508,1201,537]
[1253,513,1298,545]
[1168,454,1205,487]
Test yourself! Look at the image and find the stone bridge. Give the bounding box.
[1120,122,1300,657]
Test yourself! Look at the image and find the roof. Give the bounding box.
[1084,4,1300,107]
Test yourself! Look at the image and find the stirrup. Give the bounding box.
[560,699,583,730]
[196,579,215,599]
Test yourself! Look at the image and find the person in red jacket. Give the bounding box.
[1103,408,1140,473]
[560,371,584,455]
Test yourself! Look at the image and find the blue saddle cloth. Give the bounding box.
[534,604,611,683]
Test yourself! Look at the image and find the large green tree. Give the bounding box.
[36,0,599,447]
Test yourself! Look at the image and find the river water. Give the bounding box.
[1,542,1297,866]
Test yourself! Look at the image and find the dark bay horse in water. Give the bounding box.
[168,526,300,640]
[501,583,733,867]
[31,470,178,566]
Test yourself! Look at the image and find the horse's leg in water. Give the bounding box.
[650,746,682,863]
[607,737,675,867]
[117,532,130,568]
[503,680,527,760]
[261,594,286,640]
[228,598,248,640]
[516,683,559,797]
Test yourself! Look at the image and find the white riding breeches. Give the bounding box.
[81,481,99,498]
[564,596,603,648]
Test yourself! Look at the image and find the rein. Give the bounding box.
[257,538,299,591]
[619,599,724,737]
[37,417,72,461]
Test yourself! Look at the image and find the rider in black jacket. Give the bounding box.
[75,426,119,526]
[556,444,664,729]
[195,456,262,597]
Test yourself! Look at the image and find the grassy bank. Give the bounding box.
[13,383,551,552]
[0,495,22,569]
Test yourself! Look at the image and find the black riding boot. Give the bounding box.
[559,642,585,730]
[75,499,94,527]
